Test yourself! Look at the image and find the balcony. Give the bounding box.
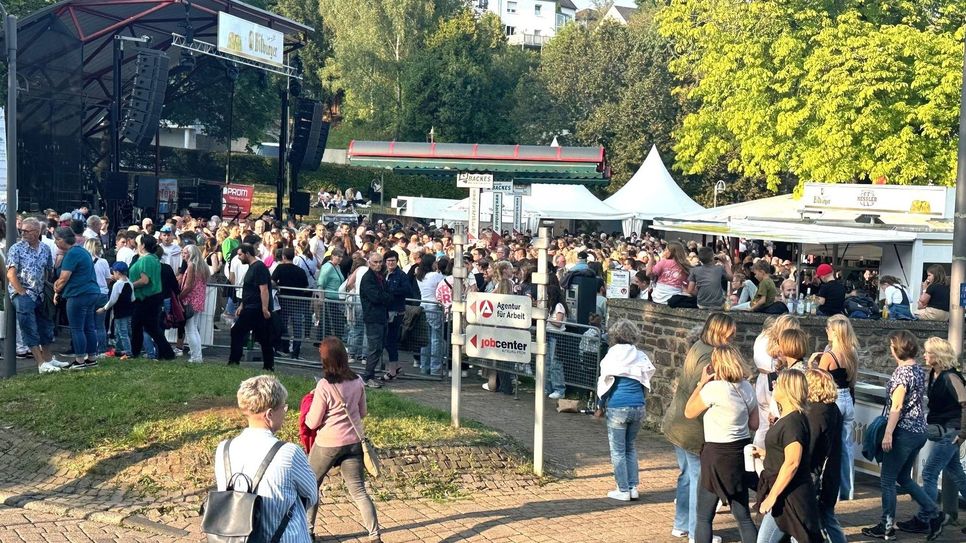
[507,33,551,48]
[556,13,572,30]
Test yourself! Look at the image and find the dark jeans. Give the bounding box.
[305,442,379,538]
[131,294,174,360]
[66,292,99,358]
[694,479,757,543]
[229,308,275,371]
[880,428,936,525]
[279,297,308,357]
[385,314,402,362]
[364,322,386,380]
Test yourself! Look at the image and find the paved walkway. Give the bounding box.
[0,356,964,542]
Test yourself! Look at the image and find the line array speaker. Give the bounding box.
[289,100,330,171]
[121,49,170,146]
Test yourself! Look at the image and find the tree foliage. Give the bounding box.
[659,0,966,190]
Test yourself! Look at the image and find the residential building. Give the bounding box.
[601,4,638,25]
[485,0,578,48]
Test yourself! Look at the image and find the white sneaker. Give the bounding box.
[548,391,563,400]
[607,489,631,502]
[49,358,71,369]
[172,348,184,357]
[689,537,721,543]
[481,383,491,391]
[629,487,639,500]
[671,529,687,538]
[38,362,61,374]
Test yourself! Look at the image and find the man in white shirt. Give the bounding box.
[82,216,101,241]
[309,224,326,269]
[115,232,136,266]
[159,225,182,270]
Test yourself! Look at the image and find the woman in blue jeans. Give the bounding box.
[52,227,101,369]
[862,330,945,541]
[596,319,656,501]
[897,337,966,534]
[813,315,858,501]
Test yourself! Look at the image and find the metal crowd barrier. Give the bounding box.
[199,283,449,377]
[466,321,605,393]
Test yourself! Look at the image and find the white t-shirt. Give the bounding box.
[115,246,136,266]
[884,284,908,305]
[161,242,182,271]
[547,302,567,332]
[752,333,775,447]
[92,256,111,295]
[417,271,444,306]
[229,256,249,298]
[699,380,756,443]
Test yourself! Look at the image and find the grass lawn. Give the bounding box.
[0,359,502,493]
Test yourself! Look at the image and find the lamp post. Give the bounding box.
[2,4,17,377]
[713,180,726,208]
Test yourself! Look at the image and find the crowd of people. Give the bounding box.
[596,311,966,543]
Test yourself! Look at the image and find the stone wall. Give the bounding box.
[607,299,949,423]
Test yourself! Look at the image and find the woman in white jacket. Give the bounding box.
[597,318,656,502]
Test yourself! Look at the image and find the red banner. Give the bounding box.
[222,184,254,217]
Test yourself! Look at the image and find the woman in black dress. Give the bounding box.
[754,370,822,543]
[804,369,845,543]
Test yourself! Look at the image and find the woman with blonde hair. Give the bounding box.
[685,345,758,543]
[180,244,210,363]
[812,314,859,500]
[804,369,846,543]
[213,375,317,541]
[896,336,966,534]
[663,313,737,541]
[754,316,801,447]
[754,370,822,543]
[647,241,692,304]
[84,238,112,355]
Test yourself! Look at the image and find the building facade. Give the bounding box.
[484,0,577,47]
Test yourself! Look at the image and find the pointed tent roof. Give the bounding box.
[443,184,632,222]
[605,145,704,220]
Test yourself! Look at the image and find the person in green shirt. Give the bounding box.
[316,248,346,300]
[129,235,174,359]
[750,259,778,312]
[221,224,241,262]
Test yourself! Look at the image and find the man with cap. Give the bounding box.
[814,263,846,316]
[159,225,182,270]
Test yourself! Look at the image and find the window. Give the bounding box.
[506,1,516,13]
[505,26,516,36]
[534,4,542,16]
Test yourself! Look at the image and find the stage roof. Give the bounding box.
[11,0,311,135]
[347,141,612,185]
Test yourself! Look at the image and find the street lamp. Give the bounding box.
[713,180,726,208]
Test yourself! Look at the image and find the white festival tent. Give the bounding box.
[441,183,633,232]
[605,145,704,236]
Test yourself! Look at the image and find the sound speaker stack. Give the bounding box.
[121,49,170,146]
[289,100,330,171]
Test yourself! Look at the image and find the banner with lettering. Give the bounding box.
[222,184,255,217]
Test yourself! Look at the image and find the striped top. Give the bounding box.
[214,428,318,542]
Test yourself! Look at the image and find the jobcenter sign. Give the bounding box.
[464,325,532,363]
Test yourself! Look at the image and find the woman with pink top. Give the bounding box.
[646,241,692,304]
[179,245,209,363]
[304,337,381,542]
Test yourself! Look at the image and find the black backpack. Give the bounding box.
[200,438,299,543]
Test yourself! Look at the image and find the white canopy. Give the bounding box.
[605,145,704,235]
[442,183,632,231]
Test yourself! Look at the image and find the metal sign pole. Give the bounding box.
[3,13,18,378]
[450,224,466,428]
[531,222,551,476]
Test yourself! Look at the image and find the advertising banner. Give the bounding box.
[158,178,178,215]
[222,184,255,217]
[464,325,532,363]
[217,12,285,67]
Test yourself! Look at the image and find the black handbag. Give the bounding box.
[200,438,298,543]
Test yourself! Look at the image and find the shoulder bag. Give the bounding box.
[201,438,299,543]
[322,379,381,478]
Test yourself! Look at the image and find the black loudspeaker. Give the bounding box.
[197,183,223,213]
[102,172,129,199]
[292,191,311,215]
[289,100,329,171]
[135,175,159,210]
[121,49,170,146]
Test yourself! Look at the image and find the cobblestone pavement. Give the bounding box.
[1,355,965,542]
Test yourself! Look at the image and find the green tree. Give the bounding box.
[319,0,462,138]
[659,0,966,190]
[399,11,533,143]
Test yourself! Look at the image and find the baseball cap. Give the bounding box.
[59,212,72,222]
[816,263,834,278]
[160,225,174,233]
[111,262,129,274]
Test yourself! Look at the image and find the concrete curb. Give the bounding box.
[0,490,191,538]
